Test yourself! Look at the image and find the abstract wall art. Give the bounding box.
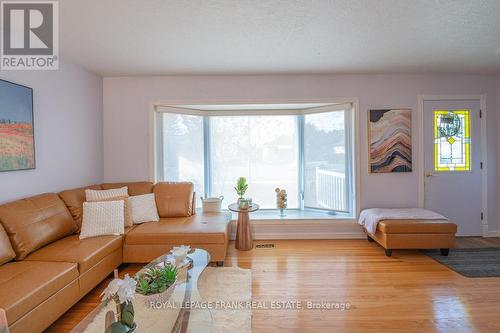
[368,109,412,173]
[0,79,35,172]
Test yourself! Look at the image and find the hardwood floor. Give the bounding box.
[455,236,500,248]
[47,238,500,333]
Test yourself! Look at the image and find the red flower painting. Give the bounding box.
[0,80,35,172]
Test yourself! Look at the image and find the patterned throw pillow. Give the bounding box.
[85,186,128,201]
[80,200,125,239]
[129,193,160,224]
[85,187,132,227]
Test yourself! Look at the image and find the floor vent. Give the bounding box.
[255,243,275,249]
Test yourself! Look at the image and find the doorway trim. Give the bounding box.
[417,94,488,236]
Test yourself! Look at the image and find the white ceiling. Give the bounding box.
[60,0,500,76]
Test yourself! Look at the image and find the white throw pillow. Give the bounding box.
[129,193,160,224]
[80,200,125,239]
[85,186,128,201]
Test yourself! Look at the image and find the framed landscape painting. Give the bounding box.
[368,109,412,173]
[0,79,35,172]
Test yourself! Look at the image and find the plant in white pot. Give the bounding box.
[234,177,249,207]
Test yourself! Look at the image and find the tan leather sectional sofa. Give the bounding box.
[0,181,231,333]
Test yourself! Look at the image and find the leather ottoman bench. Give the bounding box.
[366,219,457,257]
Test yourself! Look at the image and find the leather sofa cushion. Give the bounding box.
[102,182,154,196]
[154,182,194,217]
[25,234,122,273]
[377,219,457,234]
[125,213,231,245]
[0,194,77,260]
[0,260,78,324]
[59,184,102,231]
[0,224,15,265]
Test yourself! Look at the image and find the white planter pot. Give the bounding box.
[134,281,177,307]
[201,196,224,212]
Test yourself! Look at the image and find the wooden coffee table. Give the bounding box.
[228,203,259,251]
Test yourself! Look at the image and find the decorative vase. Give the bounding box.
[120,302,135,329]
[171,245,191,263]
[105,303,136,333]
[275,188,287,217]
[106,321,134,333]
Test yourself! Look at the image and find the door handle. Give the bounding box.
[425,172,437,177]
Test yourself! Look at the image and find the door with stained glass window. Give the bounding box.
[423,99,482,236]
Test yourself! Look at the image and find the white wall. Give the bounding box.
[496,73,500,234]
[103,74,498,232]
[0,60,103,203]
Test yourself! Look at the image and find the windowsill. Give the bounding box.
[226,209,356,224]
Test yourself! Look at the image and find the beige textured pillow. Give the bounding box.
[85,186,128,201]
[129,193,160,224]
[89,196,133,227]
[80,201,125,239]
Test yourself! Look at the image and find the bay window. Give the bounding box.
[210,115,299,209]
[155,103,355,215]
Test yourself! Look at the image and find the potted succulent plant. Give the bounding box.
[101,274,137,333]
[134,264,178,305]
[234,177,249,207]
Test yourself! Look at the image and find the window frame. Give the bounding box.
[153,102,356,215]
[302,109,352,213]
[433,109,472,172]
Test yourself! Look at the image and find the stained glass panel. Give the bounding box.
[434,110,470,171]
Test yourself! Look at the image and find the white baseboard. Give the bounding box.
[231,232,366,240]
[229,220,365,240]
[485,230,500,237]
[228,222,500,240]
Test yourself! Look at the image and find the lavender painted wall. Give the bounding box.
[497,73,500,233]
[0,60,103,203]
[103,74,498,232]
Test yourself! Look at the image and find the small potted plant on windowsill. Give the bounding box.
[275,187,287,217]
[234,177,250,208]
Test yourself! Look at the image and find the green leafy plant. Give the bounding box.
[120,302,135,328]
[234,177,249,198]
[161,265,177,285]
[136,276,150,295]
[135,264,178,295]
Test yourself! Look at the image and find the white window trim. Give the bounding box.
[156,102,351,116]
[149,98,361,218]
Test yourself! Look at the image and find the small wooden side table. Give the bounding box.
[228,203,259,251]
